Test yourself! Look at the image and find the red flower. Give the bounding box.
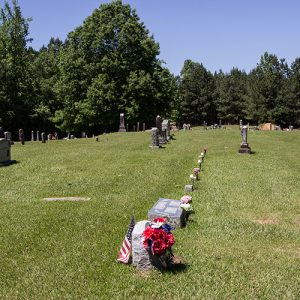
[143,226,154,240]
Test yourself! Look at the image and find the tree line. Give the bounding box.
[0,0,299,137]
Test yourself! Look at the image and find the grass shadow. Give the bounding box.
[0,160,18,167]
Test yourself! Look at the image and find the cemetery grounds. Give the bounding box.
[0,127,299,299]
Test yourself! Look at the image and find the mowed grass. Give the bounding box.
[0,128,299,299]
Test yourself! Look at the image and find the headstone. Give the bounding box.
[184,184,193,192]
[137,122,140,132]
[0,127,4,138]
[239,119,243,129]
[18,129,25,145]
[4,131,11,141]
[0,138,11,164]
[36,131,40,141]
[31,130,34,141]
[148,198,186,228]
[143,123,145,132]
[289,126,294,131]
[47,133,51,140]
[71,135,75,139]
[162,119,170,141]
[54,132,58,140]
[132,220,152,270]
[133,125,136,132]
[156,115,162,136]
[118,113,126,132]
[219,120,222,127]
[203,121,207,130]
[238,125,251,154]
[162,128,167,144]
[150,127,160,149]
[126,123,129,132]
[41,132,46,143]
[67,132,70,139]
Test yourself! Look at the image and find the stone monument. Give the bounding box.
[150,127,160,149]
[238,125,251,154]
[148,198,186,228]
[31,130,34,141]
[162,119,171,141]
[132,220,167,270]
[41,132,46,143]
[156,115,162,137]
[0,138,11,165]
[36,131,40,141]
[118,113,126,132]
[19,129,25,145]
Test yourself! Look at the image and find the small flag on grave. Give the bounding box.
[117,214,135,263]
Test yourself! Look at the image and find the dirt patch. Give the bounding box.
[253,219,279,225]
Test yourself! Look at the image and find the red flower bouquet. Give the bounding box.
[143,218,174,256]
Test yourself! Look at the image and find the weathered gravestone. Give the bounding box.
[36,131,40,141]
[148,198,186,228]
[132,220,166,270]
[239,125,251,154]
[41,132,46,143]
[19,129,25,145]
[156,115,162,136]
[118,113,126,132]
[0,138,11,164]
[143,123,145,132]
[162,119,170,141]
[31,130,34,141]
[150,127,160,149]
[184,184,193,193]
[137,122,140,132]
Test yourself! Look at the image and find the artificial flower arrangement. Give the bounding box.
[180,195,194,213]
[193,167,200,180]
[189,173,197,183]
[143,217,175,258]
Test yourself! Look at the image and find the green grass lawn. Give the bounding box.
[1,128,299,299]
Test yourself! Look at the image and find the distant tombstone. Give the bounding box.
[36,131,40,141]
[161,128,167,144]
[41,132,46,143]
[219,120,222,127]
[239,119,243,129]
[238,126,251,154]
[0,138,11,164]
[19,129,25,145]
[71,135,75,139]
[143,123,145,132]
[203,121,207,130]
[183,123,187,130]
[148,198,186,228]
[137,122,140,132]
[47,133,51,140]
[126,123,129,132]
[156,115,162,136]
[150,127,160,149]
[162,119,170,140]
[67,132,70,139]
[31,130,34,141]
[184,184,193,192]
[118,113,126,132]
[54,132,58,140]
[4,131,11,141]
[133,125,136,132]
[289,126,294,131]
[0,127,4,138]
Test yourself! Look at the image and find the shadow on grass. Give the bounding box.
[0,160,18,167]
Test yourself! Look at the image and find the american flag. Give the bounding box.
[117,215,135,264]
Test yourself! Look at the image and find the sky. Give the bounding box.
[1,0,300,75]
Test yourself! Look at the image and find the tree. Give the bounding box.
[0,0,32,130]
[179,60,216,124]
[215,68,247,124]
[55,0,174,132]
[245,52,289,124]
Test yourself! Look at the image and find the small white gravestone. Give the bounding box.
[132,220,152,269]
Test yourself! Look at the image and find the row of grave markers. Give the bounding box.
[120,143,208,270]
